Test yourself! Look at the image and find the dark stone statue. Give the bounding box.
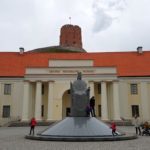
[70,72,90,117]
[26,71,129,142]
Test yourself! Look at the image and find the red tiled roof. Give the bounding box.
[0,51,150,77]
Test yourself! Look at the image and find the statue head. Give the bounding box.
[77,72,82,80]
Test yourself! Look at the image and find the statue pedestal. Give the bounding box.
[25,73,137,141]
[26,117,137,141]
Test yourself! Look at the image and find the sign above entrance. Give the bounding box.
[49,69,94,74]
[26,67,117,75]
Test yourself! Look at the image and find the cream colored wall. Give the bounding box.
[119,81,130,119]
[29,82,48,121]
[0,83,2,117]
[0,83,13,115]
[140,82,150,121]
[52,81,70,120]
[0,80,23,120]
[25,81,70,121]
[26,67,117,77]
[119,79,150,121]
[49,60,93,67]
[11,82,23,118]
[28,83,32,119]
[29,83,48,120]
[107,83,113,120]
[148,83,150,117]
[128,82,141,118]
[148,83,150,98]
[42,83,48,120]
[1,76,150,123]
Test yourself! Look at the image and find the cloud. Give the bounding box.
[93,9,113,32]
[1,0,150,52]
[92,0,127,33]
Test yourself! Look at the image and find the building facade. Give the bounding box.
[0,25,150,125]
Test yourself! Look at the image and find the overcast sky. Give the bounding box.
[0,0,150,52]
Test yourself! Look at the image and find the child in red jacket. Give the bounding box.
[110,122,118,136]
[29,117,37,135]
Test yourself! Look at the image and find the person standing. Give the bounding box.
[133,115,141,135]
[90,96,96,117]
[110,121,118,136]
[86,104,92,117]
[29,117,37,135]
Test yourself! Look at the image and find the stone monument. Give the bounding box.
[70,72,90,117]
[26,73,137,141]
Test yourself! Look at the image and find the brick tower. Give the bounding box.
[60,24,82,49]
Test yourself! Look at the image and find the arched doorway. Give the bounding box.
[62,90,71,118]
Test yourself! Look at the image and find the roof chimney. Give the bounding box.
[19,47,24,54]
[137,46,143,54]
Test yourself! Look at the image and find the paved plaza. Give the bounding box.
[0,126,150,150]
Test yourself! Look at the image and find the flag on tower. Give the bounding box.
[69,17,71,24]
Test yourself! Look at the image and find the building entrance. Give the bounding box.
[62,90,71,118]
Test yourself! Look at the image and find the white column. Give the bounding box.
[35,81,42,121]
[22,81,30,121]
[113,81,121,120]
[141,82,150,121]
[101,81,109,120]
[47,81,54,121]
[89,81,94,98]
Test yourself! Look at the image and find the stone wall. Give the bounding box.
[60,24,82,49]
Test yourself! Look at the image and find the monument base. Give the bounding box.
[25,117,137,141]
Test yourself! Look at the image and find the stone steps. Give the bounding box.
[8,121,55,127]
[2,118,132,127]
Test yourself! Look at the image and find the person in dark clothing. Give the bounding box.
[142,121,150,136]
[90,96,96,117]
[86,104,92,117]
[29,117,37,135]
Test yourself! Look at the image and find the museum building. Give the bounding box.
[0,24,150,125]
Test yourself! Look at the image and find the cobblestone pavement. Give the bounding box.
[0,126,150,150]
